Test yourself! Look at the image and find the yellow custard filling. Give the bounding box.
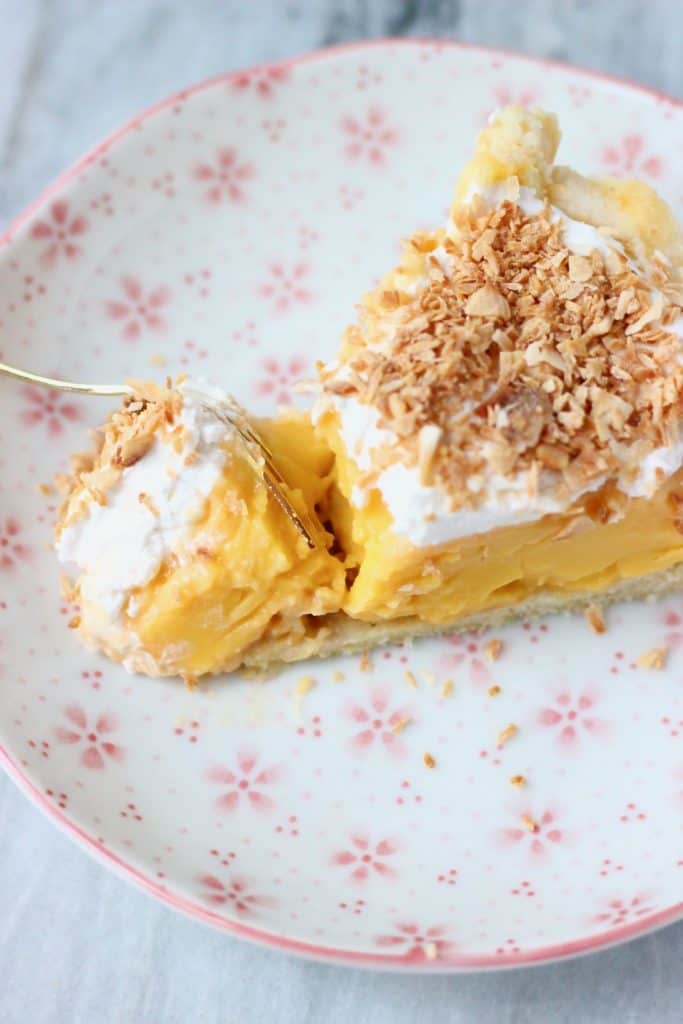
[315,408,683,623]
[111,413,345,677]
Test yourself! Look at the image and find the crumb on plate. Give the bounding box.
[295,675,316,696]
[484,638,503,661]
[636,647,668,670]
[585,603,607,634]
[497,723,518,747]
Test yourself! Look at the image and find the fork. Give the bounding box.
[0,361,316,549]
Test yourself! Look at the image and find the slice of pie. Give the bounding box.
[56,380,346,679]
[57,107,683,678]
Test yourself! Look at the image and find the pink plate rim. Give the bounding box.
[1,37,681,971]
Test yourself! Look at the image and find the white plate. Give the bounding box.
[1,40,682,970]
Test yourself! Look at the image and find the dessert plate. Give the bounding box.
[1,40,682,970]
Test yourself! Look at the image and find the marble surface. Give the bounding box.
[1,2,681,1022]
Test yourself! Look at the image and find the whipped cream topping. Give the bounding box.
[57,379,235,618]
[459,181,625,260]
[330,391,601,546]
[318,185,683,547]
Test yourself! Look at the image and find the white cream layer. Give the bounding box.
[57,379,235,618]
[319,186,683,547]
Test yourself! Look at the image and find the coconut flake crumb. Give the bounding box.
[585,604,607,634]
[295,675,316,696]
[636,646,668,670]
[391,716,412,734]
[497,723,518,747]
[484,638,503,662]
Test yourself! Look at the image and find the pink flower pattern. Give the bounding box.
[0,517,31,570]
[537,690,607,747]
[254,355,307,404]
[601,135,662,178]
[232,65,289,98]
[493,84,538,107]
[375,921,456,962]
[332,834,398,883]
[197,874,272,915]
[53,705,124,770]
[207,753,280,813]
[662,610,683,651]
[3,52,681,967]
[30,200,88,266]
[347,688,410,757]
[258,262,313,313]
[441,634,492,685]
[105,276,170,341]
[592,895,655,928]
[20,385,81,436]
[341,107,398,165]
[193,148,254,204]
[502,810,563,856]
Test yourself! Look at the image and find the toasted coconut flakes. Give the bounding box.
[624,291,664,335]
[359,652,372,672]
[585,604,607,635]
[380,289,401,309]
[497,723,518,747]
[636,647,668,670]
[38,482,54,496]
[466,283,510,318]
[423,752,436,769]
[441,679,455,698]
[90,488,108,507]
[405,669,418,688]
[295,675,316,696]
[138,492,159,517]
[113,433,154,469]
[536,443,569,471]
[521,814,538,833]
[510,774,527,788]
[568,254,593,282]
[484,638,503,662]
[488,685,501,697]
[67,615,81,629]
[321,197,683,512]
[55,378,190,532]
[417,423,442,485]
[332,671,345,683]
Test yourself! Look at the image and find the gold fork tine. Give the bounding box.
[204,406,317,549]
[0,361,317,549]
[0,361,132,397]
